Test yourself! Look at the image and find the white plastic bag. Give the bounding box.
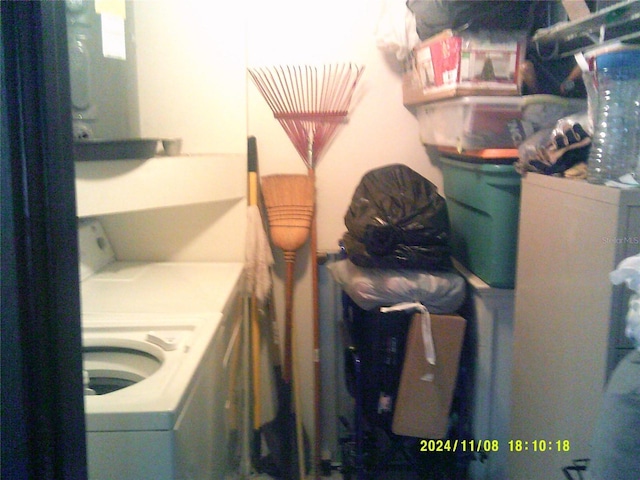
[374,0,420,62]
[327,259,465,313]
[610,253,640,349]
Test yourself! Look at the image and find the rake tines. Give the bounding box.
[248,63,364,169]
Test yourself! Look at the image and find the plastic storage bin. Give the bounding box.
[417,95,585,151]
[440,157,521,288]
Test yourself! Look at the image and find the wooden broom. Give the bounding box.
[261,173,314,479]
[261,175,314,257]
[261,173,314,383]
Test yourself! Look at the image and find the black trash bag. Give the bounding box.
[407,0,536,41]
[342,164,452,271]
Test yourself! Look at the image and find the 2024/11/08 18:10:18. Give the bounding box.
[418,439,571,453]
[509,440,571,452]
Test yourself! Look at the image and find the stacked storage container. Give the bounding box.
[404,31,584,287]
[440,156,521,288]
[417,95,583,288]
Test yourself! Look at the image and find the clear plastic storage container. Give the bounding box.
[417,95,585,151]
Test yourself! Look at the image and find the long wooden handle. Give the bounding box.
[292,312,306,480]
[250,296,261,430]
[308,168,322,478]
[248,138,262,431]
[283,252,296,384]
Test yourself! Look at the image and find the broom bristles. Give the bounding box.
[262,174,314,206]
[261,174,315,253]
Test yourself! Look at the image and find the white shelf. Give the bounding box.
[75,154,246,217]
[532,0,640,58]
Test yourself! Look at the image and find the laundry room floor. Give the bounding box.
[250,471,458,480]
[246,464,466,479]
[247,473,447,480]
[327,471,425,479]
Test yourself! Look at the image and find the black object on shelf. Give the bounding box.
[73,139,158,161]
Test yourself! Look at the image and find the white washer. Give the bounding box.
[78,220,246,479]
[78,219,244,318]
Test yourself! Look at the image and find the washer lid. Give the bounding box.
[81,261,244,316]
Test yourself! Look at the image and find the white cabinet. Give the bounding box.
[75,154,245,217]
[509,173,640,480]
[455,262,514,480]
[75,155,247,263]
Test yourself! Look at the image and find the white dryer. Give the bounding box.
[78,219,246,480]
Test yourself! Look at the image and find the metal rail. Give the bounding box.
[532,0,640,58]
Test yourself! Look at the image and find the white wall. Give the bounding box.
[127,0,446,463]
[247,0,445,462]
[134,0,247,155]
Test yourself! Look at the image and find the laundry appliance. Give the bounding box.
[78,219,246,480]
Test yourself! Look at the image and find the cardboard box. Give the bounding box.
[403,29,526,106]
[392,313,466,439]
[561,0,591,20]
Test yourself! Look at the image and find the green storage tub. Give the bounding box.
[441,157,521,288]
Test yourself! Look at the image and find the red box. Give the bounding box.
[404,29,526,106]
[417,34,462,88]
